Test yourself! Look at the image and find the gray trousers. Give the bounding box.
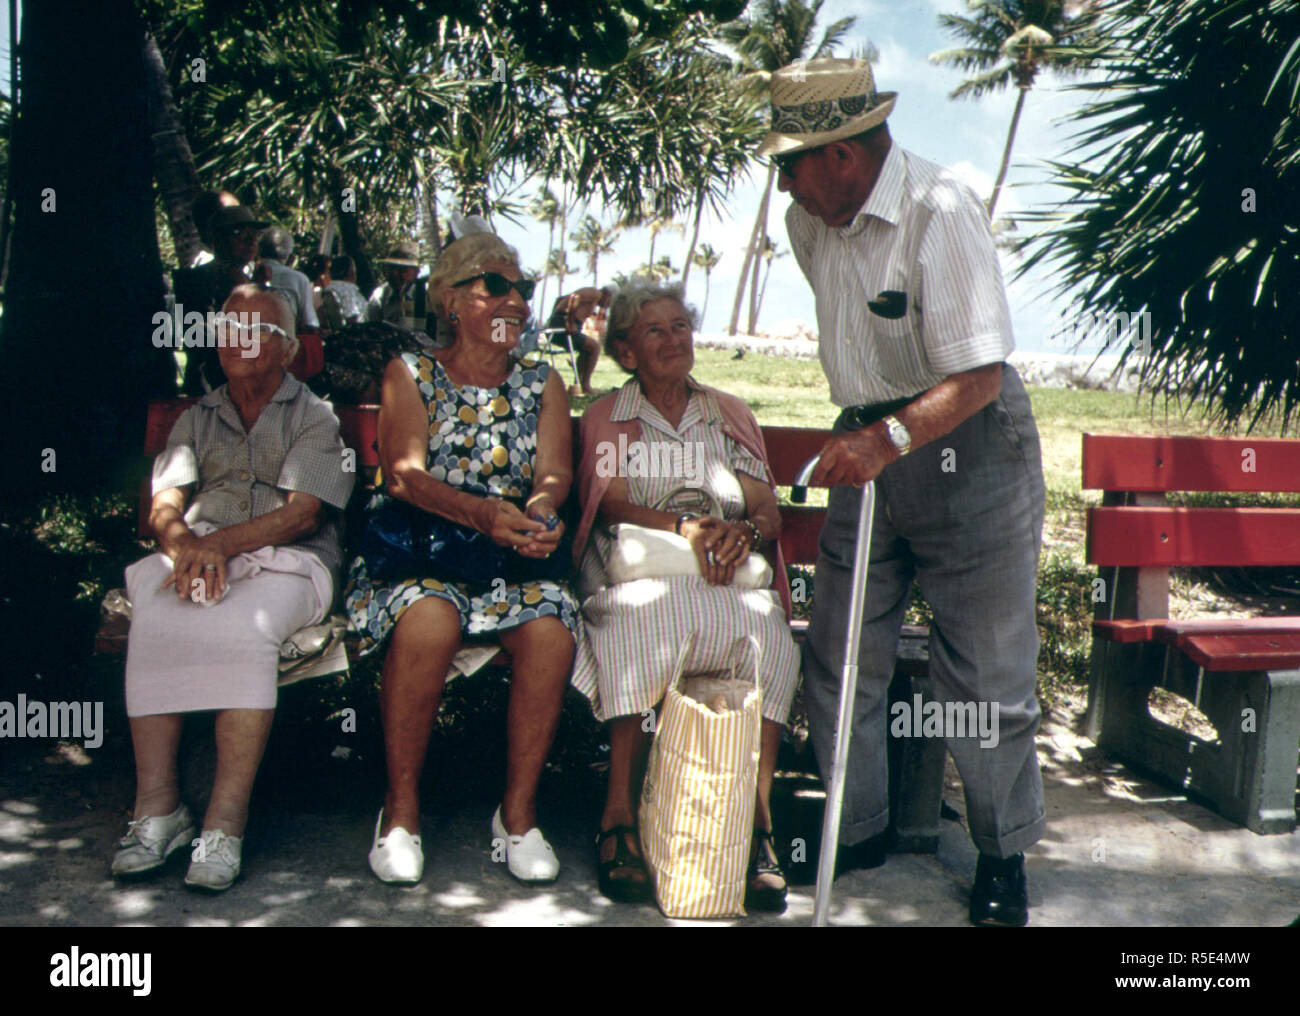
[803,365,1047,857]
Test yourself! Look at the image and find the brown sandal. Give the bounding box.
[595,825,653,904]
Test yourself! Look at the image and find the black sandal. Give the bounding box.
[746,828,789,913]
[596,825,654,904]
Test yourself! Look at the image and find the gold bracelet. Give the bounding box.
[740,518,764,551]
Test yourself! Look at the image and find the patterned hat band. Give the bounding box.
[771,92,874,136]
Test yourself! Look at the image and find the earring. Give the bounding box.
[448,311,459,324]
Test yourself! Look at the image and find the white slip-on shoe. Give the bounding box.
[368,809,423,885]
[491,806,559,885]
[112,803,197,877]
[184,829,242,892]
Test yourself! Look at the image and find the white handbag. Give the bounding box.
[601,485,773,589]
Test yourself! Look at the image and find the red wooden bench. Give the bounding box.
[98,398,943,851]
[1082,433,1300,834]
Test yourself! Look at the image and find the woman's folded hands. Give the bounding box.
[161,530,229,604]
[680,516,751,585]
[476,496,564,559]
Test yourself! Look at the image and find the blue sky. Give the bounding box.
[491,0,1108,354]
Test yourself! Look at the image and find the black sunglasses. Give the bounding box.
[772,148,816,177]
[453,271,535,301]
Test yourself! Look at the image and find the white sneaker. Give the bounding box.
[491,806,559,884]
[184,829,242,892]
[112,803,196,877]
[368,809,423,884]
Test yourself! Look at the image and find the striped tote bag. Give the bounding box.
[640,634,763,919]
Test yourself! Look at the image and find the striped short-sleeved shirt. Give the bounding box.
[786,145,1015,408]
[152,374,356,574]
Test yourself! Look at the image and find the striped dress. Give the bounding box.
[569,381,799,724]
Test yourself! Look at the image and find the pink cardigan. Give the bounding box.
[573,380,793,618]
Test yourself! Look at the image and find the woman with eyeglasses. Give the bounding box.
[114,285,355,892]
[344,233,579,887]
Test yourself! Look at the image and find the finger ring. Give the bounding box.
[204,564,217,571]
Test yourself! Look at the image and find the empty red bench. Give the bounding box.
[1082,433,1300,834]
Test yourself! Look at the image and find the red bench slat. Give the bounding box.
[777,506,824,566]
[1082,433,1300,492]
[1086,506,1300,566]
[1178,632,1300,671]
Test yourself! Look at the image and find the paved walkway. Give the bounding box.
[1,708,1296,927]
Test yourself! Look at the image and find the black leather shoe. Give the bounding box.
[969,852,1029,927]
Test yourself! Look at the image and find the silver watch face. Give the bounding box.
[887,418,911,451]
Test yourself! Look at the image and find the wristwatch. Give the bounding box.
[675,512,701,535]
[881,414,912,457]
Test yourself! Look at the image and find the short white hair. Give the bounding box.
[224,283,299,360]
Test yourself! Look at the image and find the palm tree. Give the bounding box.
[753,235,788,328]
[544,248,577,302]
[530,186,562,313]
[690,243,722,324]
[720,0,856,336]
[646,215,683,269]
[1017,0,1300,429]
[573,215,620,286]
[930,1,1102,218]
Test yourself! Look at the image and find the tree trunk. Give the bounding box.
[681,187,704,287]
[1,0,171,496]
[728,165,773,335]
[318,209,335,254]
[746,170,775,333]
[755,258,774,324]
[988,86,1028,219]
[330,165,374,296]
[700,272,711,325]
[143,33,201,269]
[423,184,441,256]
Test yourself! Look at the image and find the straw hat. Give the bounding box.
[377,241,422,268]
[758,57,896,157]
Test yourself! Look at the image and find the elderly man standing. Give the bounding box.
[768,58,1046,926]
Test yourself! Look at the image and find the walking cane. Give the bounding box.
[792,456,876,928]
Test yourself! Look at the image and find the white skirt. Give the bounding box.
[570,575,800,724]
[124,546,332,716]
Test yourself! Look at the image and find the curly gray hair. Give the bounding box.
[604,279,699,372]
[427,233,523,341]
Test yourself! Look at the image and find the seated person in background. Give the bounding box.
[258,227,319,333]
[366,242,429,336]
[546,286,612,396]
[303,253,345,336]
[571,280,799,912]
[345,233,577,888]
[327,255,367,324]
[176,205,269,393]
[114,284,355,892]
[311,320,432,404]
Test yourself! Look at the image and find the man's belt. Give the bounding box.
[834,394,920,432]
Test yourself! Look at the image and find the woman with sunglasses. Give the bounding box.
[345,233,579,887]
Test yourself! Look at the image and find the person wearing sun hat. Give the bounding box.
[367,240,431,336]
[770,56,1047,927]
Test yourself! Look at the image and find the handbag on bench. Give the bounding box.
[600,485,773,589]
